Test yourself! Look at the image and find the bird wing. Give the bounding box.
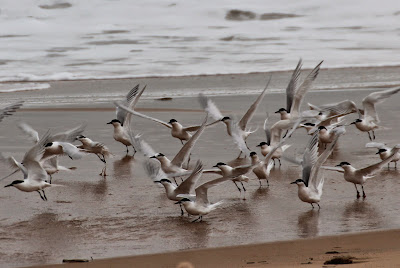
[356,148,400,177]
[116,84,140,124]
[143,159,166,182]
[230,122,251,156]
[17,122,40,143]
[123,85,147,127]
[231,164,254,177]
[175,160,203,195]
[263,113,271,145]
[24,131,51,182]
[309,129,344,190]
[114,101,172,129]
[362,86,400,123]
[50,123,87,143]
[290,61,323,118]
[182,125,201,132]
[0,101,24,122]
[365,142,388,150]
[129,133,157,157]
[202,168,223,175]
[171,115,207,167]
[0,153,26,178]
[198,93,224,121]
[58,142,85,160]
[195,175,233,205]
[301,131,319,187]
[238,76,271,131]
[286,59,303,112]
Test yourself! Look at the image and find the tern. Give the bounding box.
[2,131,56,201]
[366,142,400,169]
[350,86,400,140]
[0,101,24,123]
[308,100,359,123]
[249,151,274,187]
[327,146,400,198]
[144,159,203,215]
[256,113,291,166]
[317,125,346,149]
[108,84,146,154]
[291,128,344,209]
[198,76,272,151]
[76,135,113,176]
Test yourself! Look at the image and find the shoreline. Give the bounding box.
[30,228,400,267]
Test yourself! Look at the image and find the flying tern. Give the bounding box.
[108,84,146,154]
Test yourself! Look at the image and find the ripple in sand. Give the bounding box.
[86,39,146,45]
[46,47,88,53]
[226,9,302,21]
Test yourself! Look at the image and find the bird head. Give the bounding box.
[4,180,24,188]
[175,198,192,204]
[336,161,351,167]
[213,162,226,168]
[169,119,178,124]
[45,142,53,147]
[221,116,231,122]
[107,119,122,126]
[250,152,257,157]
[318,126,327,131]
[256,141,268,147]
[290,179,305,186]
[376,149,387,154]
[350,119,362,125]
[155,178,172,185]
[275,108,287,114]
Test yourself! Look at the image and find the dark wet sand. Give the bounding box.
[0,66,400,267]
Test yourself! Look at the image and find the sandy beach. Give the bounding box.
[1,66,400,267]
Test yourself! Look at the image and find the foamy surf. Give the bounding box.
[0,83,50,93]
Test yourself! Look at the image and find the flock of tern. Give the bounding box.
[1,59,400,222]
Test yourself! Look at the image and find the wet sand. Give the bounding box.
[1,66,400,267]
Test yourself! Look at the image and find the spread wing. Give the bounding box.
[198,93,224,121]
[17,122,40,143]
[175,160,203,195]
[290,61,323,118]
[286,59,302,112]
[116,84,140,124]
[50,123,86,143]
[171,115,207,167]
[362,86,400,123]
[301,131,319,187]
[123,85,147,127]
[195,175,233,205]
[356,148,400,177]
[58,142,85,160]
[24,131,52,182]
[238,75,271,131]
[129,133,157,157]
[143,159,166,182]
[365,142,388,150]
[0,101,24,122]
[114,101,172,129]
[263,113,271,145]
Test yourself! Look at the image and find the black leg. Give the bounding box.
[131,145,137,156]
[361,185,366,198]
[367,132,372,141]
[354,184,360,198]
[180,140,184,145]
[126,145,129,154]
[372,130,376,140]
[179,204,184,216]
[237,151,242,159]
[49,175,52,184]
[102,154,107,163]
[173,177,179,186]
[233,181,241,193]
[191,216,201,222]
[278,158,281,167]
[266,179,269,187]
[311,203,314,209]
[42,190,48,201]
[273,159,276,166]
[259,180,262,188]
[283,130,288,138]
[37,190,45,201]
[240,182,246,192]
[317,203,321,209]
[395,161,397,169]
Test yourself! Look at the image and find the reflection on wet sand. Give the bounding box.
[251,187,270,201]
[113,155,135,179]
[341,200,382,232]
[297,210,320,238]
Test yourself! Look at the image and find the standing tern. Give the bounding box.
[350,86,400,140]
[291,128,344,209]
[327,146,400,198]
[249,151,274,187]
[144,159,203,215]
[366,142,400,169]
[0,101,24,123]
[2,131,56,201]
[108,84,146,154]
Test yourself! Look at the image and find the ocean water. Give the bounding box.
[0,0,399,88]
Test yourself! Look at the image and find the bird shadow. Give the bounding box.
[297,209,320,238]
[341,200,381,231]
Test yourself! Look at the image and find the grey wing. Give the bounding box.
[175,160,203,195]
[357,149,400,177]
[17,122,40,143]
[123,85,147,127]
[114,101,172,129]
[171,115,207,167]
[51,123,86,143]
[198,93,224,121]
[23,130,52,165]
[202,168,223,175]
[231,164,253,177]
[195,175,233,205]
[143,159,166,182]
[362,86,400,123]
[58,142,85,160]
[238,76,271,131]
[230,123,251,156]
[0,101,24,122]
[365,142,388,150]
[290,61,323,118]
[0,153,26,178]
[116,84,140,123]
[183,125,201,132]
[263,113,271,145]
[129,133,157,157]
[301,131,319,187]
[309,130,343,189]
[286,59,303,112]
[319,100,359,117]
